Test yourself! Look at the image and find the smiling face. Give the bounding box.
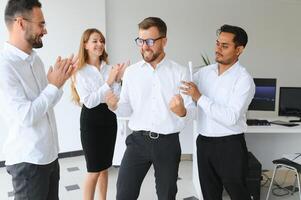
[24,7,47,49]
[138,26,166,64]
[215,32,243,66]
[84,32,105,58]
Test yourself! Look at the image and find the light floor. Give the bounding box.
[0,155,299,200]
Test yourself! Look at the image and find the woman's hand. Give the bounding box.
[106,65,121,86]
[116,60,130,83]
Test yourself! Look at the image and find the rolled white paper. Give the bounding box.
[188,61,193,81]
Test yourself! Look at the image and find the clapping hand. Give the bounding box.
[47,54,78,88]
[106,65,122,86]
[116,60,130,83]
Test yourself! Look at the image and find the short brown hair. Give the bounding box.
[5,0,42,27]
[138,17,167,37]
[217,24,248,47]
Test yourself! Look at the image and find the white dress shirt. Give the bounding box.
[0,42,63,165]
[74,63,121,108]
[194,61,255,137]
[115,58,194,135]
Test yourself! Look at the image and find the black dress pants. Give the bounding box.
[196,133,251,200]
[116,131,181,200]
[6,159,59,200]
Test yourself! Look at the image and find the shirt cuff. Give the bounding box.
[43,84,61,105]
[102,82,111,91]
[197,95,210,110]
[45,84,60,95]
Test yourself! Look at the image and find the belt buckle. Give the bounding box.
[149,132,159,139]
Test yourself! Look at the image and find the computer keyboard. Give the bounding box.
[247,119,271,126]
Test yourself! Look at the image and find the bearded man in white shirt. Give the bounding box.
[182,25,255,200]
[105,17,194,200]
[0,0,76,199]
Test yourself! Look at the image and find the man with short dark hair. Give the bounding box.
[105,17,194,200]
[0,0,76,199]
[182,24,255,200]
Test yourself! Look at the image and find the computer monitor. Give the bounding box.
[279,87,301,122]
[248,78,276,111]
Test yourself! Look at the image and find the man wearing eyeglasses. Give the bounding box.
[0,0,76,199]
[105,17,194,200]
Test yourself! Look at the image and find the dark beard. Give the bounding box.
[31,36,43,49]
[32,40,43,49]
[25,29,43,49]
[142,51,160,63]
[215,57,230,65]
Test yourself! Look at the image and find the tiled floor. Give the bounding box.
[0,156,300,199]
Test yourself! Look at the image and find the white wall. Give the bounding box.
[106,0,301,114]
[0,0,106,161]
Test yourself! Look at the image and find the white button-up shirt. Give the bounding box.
[194,62,255,137]
[0,42,63,165]
[74,63,121,108]
[115,58,195,135]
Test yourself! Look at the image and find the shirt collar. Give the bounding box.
[4,42,36,65]
[214,60,240,76]
[140,56,168,69]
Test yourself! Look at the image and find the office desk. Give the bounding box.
[246,123,301,134]
[245,123,301,170]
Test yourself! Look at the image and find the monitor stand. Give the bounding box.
[289,117,301,123]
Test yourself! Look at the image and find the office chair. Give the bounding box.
[266,158,301,200]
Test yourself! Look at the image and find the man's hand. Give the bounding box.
[180,81,202,102]
[105,90,118,111]
[169,94,187,117]
[47,54,77,88]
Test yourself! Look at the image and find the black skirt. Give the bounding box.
[80,103,117,172]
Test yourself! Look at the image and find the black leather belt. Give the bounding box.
[199,133,245,142]
[133,130,179,139]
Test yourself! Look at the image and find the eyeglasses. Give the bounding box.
[135,36,164,47]
[24,18,46,29]
[14,17,46,29]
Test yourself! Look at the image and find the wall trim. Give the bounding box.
[0,161,4,168]
[58,150,84,159]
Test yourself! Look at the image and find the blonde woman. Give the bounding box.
[71,28,124,200]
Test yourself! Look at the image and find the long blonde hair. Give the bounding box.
[71,28,109,106]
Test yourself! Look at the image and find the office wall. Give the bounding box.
[0,0,106,161]
[106,0,301,115]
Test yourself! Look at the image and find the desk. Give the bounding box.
[246,123,301,134]
[245,123,301,170]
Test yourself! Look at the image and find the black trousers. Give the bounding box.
[6,159,59,200]
[116,131,181,200]
[196,134,251,200]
